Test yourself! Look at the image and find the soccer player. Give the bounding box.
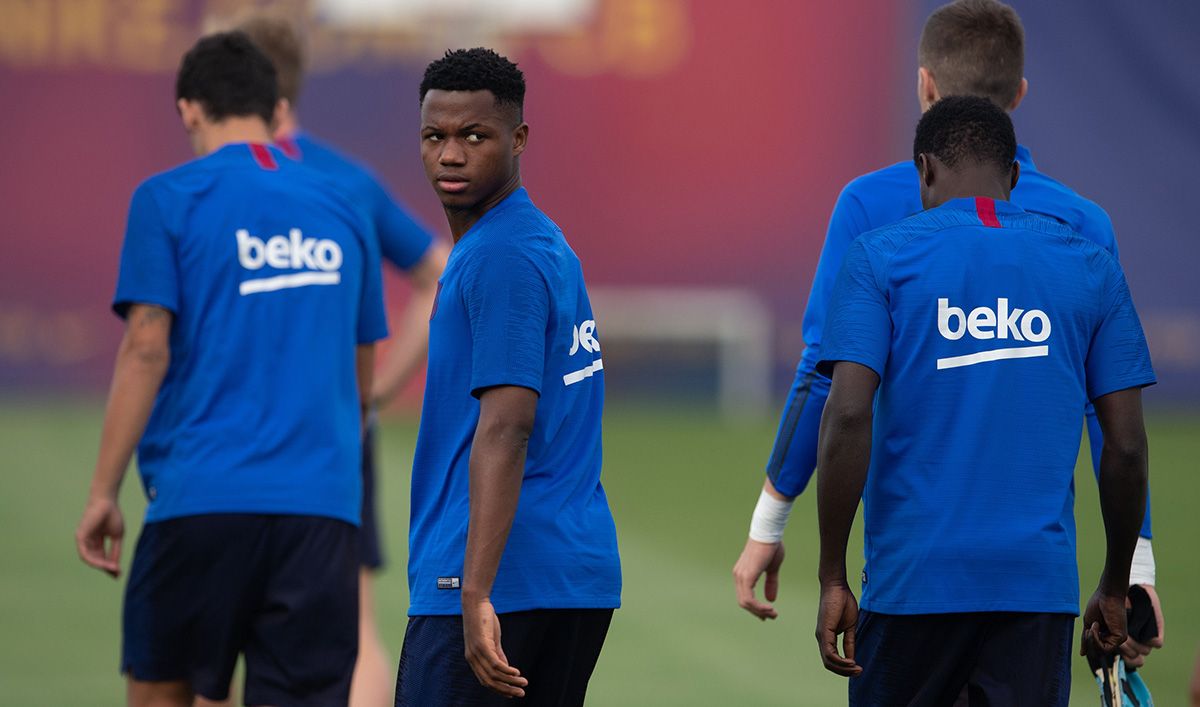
[236,16,450,706]
[733,0,1164,666]
[73,32,386,707]
[395,48,621,706]
[814,95,1153,704]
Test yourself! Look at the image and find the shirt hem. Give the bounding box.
[408,595,621,617]
[861,599,1079,616]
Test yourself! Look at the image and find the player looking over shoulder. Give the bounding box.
[236,16,450,707]
[394,48,621,706]
[73,32,387,707]
[814,95,1153,704]
[734,0,1164,669]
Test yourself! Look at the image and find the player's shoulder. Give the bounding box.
[293,134,382,189]
[836,160,922,229]
[1013,155,1116,247]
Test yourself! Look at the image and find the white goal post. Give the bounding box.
[588,286,773,416]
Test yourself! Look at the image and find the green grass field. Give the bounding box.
[1,399,1196,705]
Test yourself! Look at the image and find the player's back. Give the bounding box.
[115,143,385,525]
[278,133,434,269]
[819,196,1153,615]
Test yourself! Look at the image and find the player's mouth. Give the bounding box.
[436,174,470,194]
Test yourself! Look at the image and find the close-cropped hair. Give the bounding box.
[919,0,1025,108]
[913,95,1017,173]
[420,48,525,118]
[175,31,278,124]
[236,14,306,106]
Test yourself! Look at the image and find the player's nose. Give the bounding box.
[439,140,466,165]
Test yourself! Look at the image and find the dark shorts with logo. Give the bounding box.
[395,609,613,707]
[122,514,359,706]
[849,610,1074,707]
[360,418,385,570]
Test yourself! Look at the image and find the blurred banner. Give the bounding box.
[1,0,1197,403]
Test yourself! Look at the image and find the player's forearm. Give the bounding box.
[816,364,876,587]
[371,296,433,405]
[90,316,171,499]
[462,415,530,602]
[1097,434,1148,596]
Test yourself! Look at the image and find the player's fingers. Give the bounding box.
[843,623,857,664]
[817,628,859,676]
[734,571,775,619]
[1080,621,1098,656]
[1146,587,1165,647]
[107,537,122,577]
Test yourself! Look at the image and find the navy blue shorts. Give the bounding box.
[361,418,385,570]
[122,514,359,705]
[395,609,613,706]
[849,610,1074,706]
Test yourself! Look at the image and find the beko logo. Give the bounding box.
[236,228,343,296]
[935,297,1050,370]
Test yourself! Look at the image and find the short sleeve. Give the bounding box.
[356,214,389,344]
[112,183,179,319]
[461,246,549,397]
[816,238,892,379]
[369,179,435,270]
[1086,261,1155,400]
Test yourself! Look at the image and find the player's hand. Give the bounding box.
[1118,584,1164,668]
[462,597,527,698]
[75,495,124,578]
[816,582,862,677]
[1081,588,1128,658]
[733,538,785,620]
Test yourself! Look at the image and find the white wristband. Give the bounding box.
[1129,537,1156,586]
[748,489,794,544]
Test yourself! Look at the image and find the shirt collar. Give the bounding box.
[938,196,1025,217]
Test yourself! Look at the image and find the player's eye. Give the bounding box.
[424,133,442,142]
[465,133,485,143]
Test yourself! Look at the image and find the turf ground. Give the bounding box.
[1,399,1196,706]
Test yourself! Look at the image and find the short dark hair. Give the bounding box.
[419,48,525,117]
[918,0,1024,108]
[236,15,305,105]
[913,95,1016,174]
[175,31,278,123]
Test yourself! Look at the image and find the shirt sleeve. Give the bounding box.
[461,245,550,397]
[112,182,179,319]
[816,238,891,379]
[367,177,435,270]
[1085,259,1155,400]
[356,213,389,344]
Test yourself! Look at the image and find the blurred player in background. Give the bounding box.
[396,48,621,706]
[236,16,450,707]
[733,0,1164,668]
[74,32,386,706]
[814,95,1152,704]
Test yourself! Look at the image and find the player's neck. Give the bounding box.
[445,171,523,243]
[928,173,1011,209]
[197,117,275,155]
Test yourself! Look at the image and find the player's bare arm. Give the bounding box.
[462,384,537,698]
[1083,387,1149,658]
[76,303,172,578]
[814,361,878,678]
[371,241,450,406]
[733,478,791,620]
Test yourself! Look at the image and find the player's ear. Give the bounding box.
[1010,160,1020,190]
[1008,78,1029,112]
[272,98,291,135]
[177,99,200,130]
[917,153,935,188]
[512,122,529,158]
[917,67,938,112]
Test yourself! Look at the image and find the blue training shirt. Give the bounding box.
[817,197,1155,614]
[408,187,621,616]
[767,145,1152,539]
[113,143,388,525]
[278,133,434,270]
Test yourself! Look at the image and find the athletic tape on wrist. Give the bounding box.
[748,489,793,544]
[1129,536,1155,586]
